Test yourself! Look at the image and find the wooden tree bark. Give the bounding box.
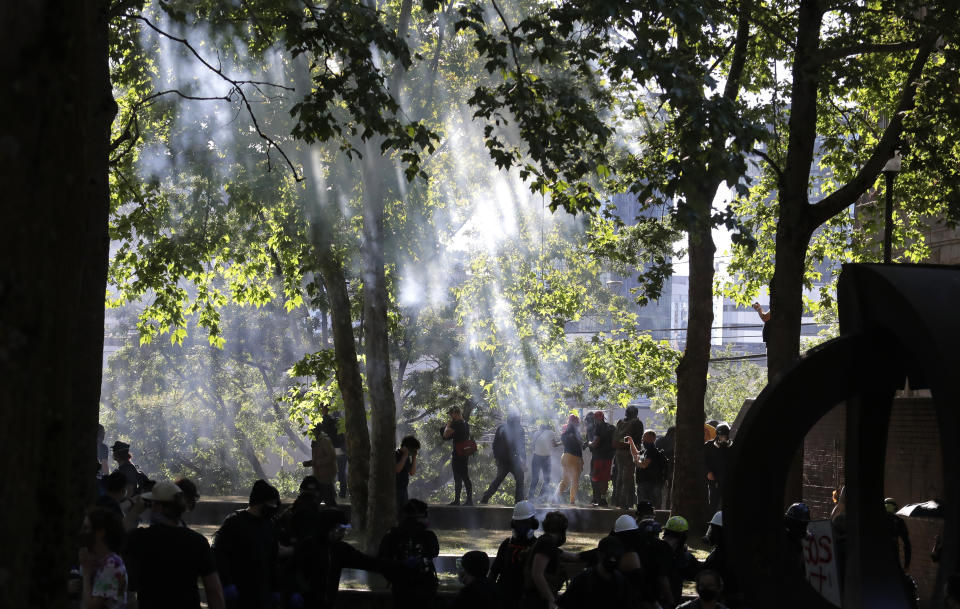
[671,202,715,527]
[0,1,114,606]
[360,147,399,550]
[317,254,371,530]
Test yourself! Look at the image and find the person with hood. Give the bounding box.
[588,412,616,507]
[489,500,540,609]
[556,415,585,505]
[452,550,502,609]
[481,412,527,504]
[378,499,440,609]
[520,511,578,609]
[662,515,701,604]
[212,480,282,609]
[558,536,631,607]
[703,424,732,515]
[701,511,744,609]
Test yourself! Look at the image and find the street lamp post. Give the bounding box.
[882,150,902,264]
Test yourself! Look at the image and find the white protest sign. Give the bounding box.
[802,520,841,607]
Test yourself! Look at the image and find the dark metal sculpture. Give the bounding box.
[724,264,960,608]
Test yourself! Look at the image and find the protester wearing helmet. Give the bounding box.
[702,511,744,609]
[704,424,732,516]
[520,511,578,609]
[663,516,701,604]
[490,501,540,609]
[884,498,918,609]
[784,502,811,580]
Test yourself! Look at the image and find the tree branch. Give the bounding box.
[809,34,937,227]
[122,13,301,180]
[752,148,784,183]
[722,0,753,102]
[818,40,924,64]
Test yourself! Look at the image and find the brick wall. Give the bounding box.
[802,397,944,607]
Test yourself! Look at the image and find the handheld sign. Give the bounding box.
[802,520,841,607]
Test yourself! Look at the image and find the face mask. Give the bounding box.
[602,556,619,572]
[698,587,720,602]
[262,503,280,519]
[717,438,730,447]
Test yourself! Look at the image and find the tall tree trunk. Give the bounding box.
[671,207,715,527]
[0,1,113,607]
[361,147,399,550]
[318,254,371,530]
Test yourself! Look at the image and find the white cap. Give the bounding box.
[142,480,181,503]
[709,511,723,527]
[614,514,638,533]
[512,500,536,520]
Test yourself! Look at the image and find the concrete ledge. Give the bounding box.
[186,497,669,533]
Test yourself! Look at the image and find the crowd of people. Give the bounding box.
[390,404,708,515]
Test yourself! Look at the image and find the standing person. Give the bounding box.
[676,570,727,609]
[631,431,668,508]
[111,441,147,497]
[79,507,128,609]
[97,424,110,479]
[125,481,225,609]
[655,427,676,509]
[703,423,732,515]
[452,551,502,609]
[783,502,811,580]
[175,478,201,519]
[212,480,282,609]
[394,435,420,508]
[308,425,338,505]
[96,471,129,521]
[614,406,644,509]
[884,498,918,608]
[520,511,578,609]
[556,415,584,505]
[378,499,440,609]
[752,302,771,345]
[701,512,744,609]
[443,405,474,506]
[481,412,526,504]
[588,412,615,507]
[319,406,348,499]
[489,501,540,609]
[530,424,559,502]
[662,516,701,604]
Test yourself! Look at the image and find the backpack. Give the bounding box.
[497,540,532,596]
[492,425,510,462]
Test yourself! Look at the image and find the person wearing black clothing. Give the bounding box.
[378,499,440,609]
[663,516,701,605]
[111,441,148,496]
[632,430,668,507]
[655,426,676,509]
[520,511,577,609]
[125,480,225,609]
[97,424,109,479]
[481,412,526,504]
[443,406,474,506]
[588,412,615,507]
[395,435,420,509]
[490,501,539,609]
[452,550,502,609]
[702,512,744,609]
[703,424,731,515]
[96,471,129,520]
[213,480,282,609]
[558,536,630,608]
[320,406,348,498]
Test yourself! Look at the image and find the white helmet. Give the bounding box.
[709,511,723,527]
[512,500,536,521]
[614,514,639,533]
